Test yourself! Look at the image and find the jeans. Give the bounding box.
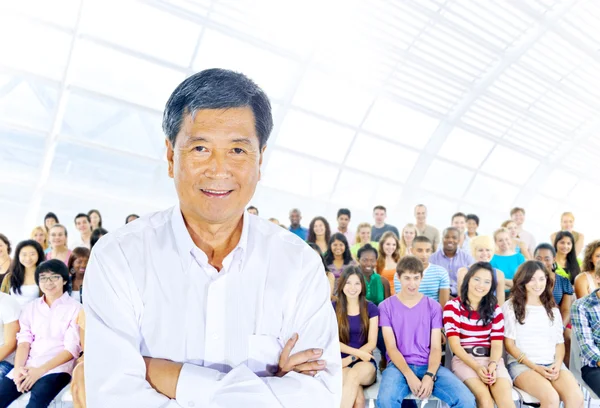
[376,363,476,408]
[0,372,71,408]
[0,361,13,380]
[582,365,600,397]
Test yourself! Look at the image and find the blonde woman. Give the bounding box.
[377,231,400,295]
[491,228,526,291]
[30,226,48,252]
[400,223,417,257]
[501,220,531,260]
[457,235,506,306]
[550,212,585,256]
[350,223,379,260]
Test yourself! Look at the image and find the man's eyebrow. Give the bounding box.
[185,136,254,146]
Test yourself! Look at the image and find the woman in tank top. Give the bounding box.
[574,239,600,298]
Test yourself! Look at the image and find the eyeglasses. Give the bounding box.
[39,275,62,283]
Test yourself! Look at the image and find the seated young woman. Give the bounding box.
[444,262,515,408]
[502,261,583,408]
[333,267,378,408]
[0,259,82,408]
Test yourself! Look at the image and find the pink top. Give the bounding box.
[7,292,82,379]
[46,250,72,265]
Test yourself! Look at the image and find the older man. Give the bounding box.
[83,69,341,407]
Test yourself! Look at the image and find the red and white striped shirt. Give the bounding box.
[443,298,504,347]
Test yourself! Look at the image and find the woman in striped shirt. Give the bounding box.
[443,262,515,408]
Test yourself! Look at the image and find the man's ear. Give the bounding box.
[258,144,267,181]
[166,138,174,178]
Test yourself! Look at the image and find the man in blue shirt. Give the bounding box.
[289,208,308,240]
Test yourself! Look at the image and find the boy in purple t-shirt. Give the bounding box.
[376,256,475,408]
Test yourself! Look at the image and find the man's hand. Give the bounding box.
[20,366,47,392]
[12,366,27,392]
[417,375,433,399]
[143,357,182,399]
[276,333,326,377]
[406,372,422,396]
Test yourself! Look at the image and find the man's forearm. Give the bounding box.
[144,357,183,399]
[426,348,441,374]
[39,350,74,373]
[388,348,413,378]
[14,343,30,369]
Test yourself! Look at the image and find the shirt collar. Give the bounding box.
[171,205,250,269]
[39,291,70,306]
[590,288,600,304]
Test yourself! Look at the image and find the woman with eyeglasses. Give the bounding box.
[0,259,82,407]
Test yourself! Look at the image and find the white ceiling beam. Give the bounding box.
[22,0,85,237]
[397,0,577,217]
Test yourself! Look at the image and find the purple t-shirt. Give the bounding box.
[332,301,379,358]
[379,295,443,365]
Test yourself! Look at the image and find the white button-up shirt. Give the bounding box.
[84,206,341,408]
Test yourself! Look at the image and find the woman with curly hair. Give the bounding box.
[502,261,583,408]
[574,239,600,298]
[444,262,514,408]
[307,216,331,255]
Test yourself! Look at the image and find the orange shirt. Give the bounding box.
[380,269,396,295]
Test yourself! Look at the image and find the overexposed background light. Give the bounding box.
[0,0,598,246]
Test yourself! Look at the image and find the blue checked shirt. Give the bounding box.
[571,289,600,368]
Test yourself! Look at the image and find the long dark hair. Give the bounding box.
[307,216,331,245]
[324,233,352,265]
[510,260,555,324]
[9,240,45,295]
[553,231,581,283]
[459,262,498,325]
[68,247,90,275]
[335,266,369,344]
[88,209,102,228]
[308,242,330,274]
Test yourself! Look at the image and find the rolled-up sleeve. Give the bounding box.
[63,308,82,359]
[16,303,34,344]
[175,250,342,408]
[84,239,181,408]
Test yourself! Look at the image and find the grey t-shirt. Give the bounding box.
[371,224,400,242]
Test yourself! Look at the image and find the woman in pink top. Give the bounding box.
[46,225,71,266]
[0,259,82,408]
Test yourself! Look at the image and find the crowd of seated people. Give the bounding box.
[0,210,136,407]
[272,203,599,407]
[0,203,599,407]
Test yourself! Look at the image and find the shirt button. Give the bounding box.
[188,402,195,407]
[212,333,219,340]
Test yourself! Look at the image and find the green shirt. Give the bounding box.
[555,258,582,280]
[364,272,385,305]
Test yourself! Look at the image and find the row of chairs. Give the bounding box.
[5,335,600,407]
[364,334,599,408]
